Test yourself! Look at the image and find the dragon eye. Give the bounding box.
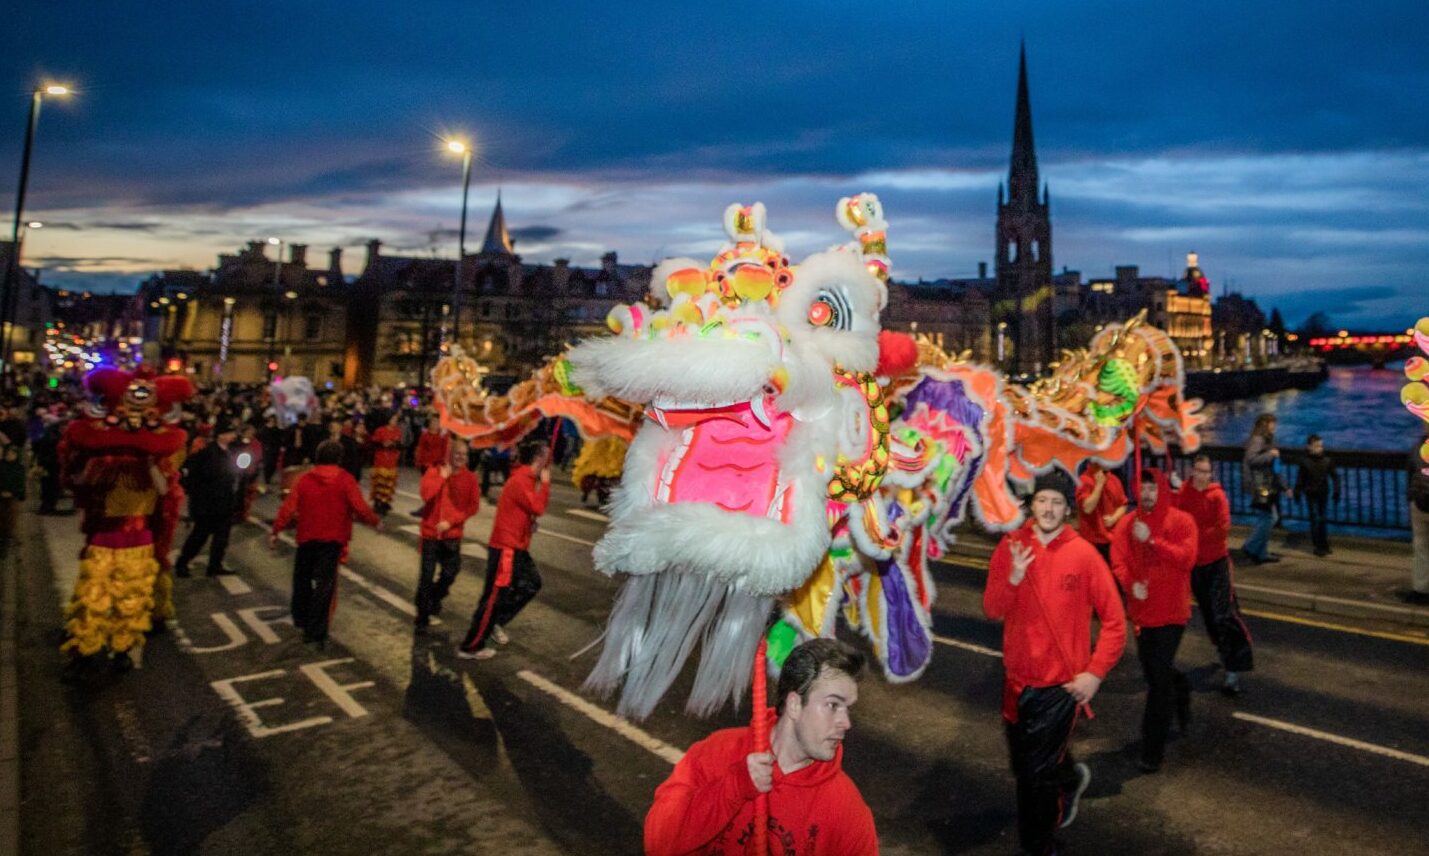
[808,290,852,330]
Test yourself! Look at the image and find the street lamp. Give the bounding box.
[265,237,284,379]
[444,138,474,353]
[3,82,73,378]
[997,321,1008,365]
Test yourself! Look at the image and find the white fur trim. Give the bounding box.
[568,335,780,405]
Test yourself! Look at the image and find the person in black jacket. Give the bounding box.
[1294,434,1340,557]
[258,413,282,484]
[32,412,66,514]
[176,415,241,577]
[1406,424,1429,605]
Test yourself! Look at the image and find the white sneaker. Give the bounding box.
[456,647,496,661]
[491,625,510,645]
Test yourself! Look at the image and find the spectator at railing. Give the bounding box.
[1405,425,1429,605]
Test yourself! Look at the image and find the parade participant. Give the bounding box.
[414,415,450,471]
[1173,453,1255,695]
[258,413,282,484]
[414,438,481,632]
[327,417,362,480]
[58,369,194,676]
[1293,434,1339,556]
[368,410,402,515]
[1075,461,1127,563]
[984,470,1126,856]
[32,407,66,514]
[644,638,878,855]
[1110,469,1197,773]
[176,414,240,577]
[457,438,550,660]
[269,439,381,645]
[234,422,264,522]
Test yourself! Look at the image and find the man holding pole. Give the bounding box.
[643,638,879,855]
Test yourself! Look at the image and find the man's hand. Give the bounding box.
[1169,472,1183,490]
[1009,542,1033,586]
[746,752,774,794]
[267,532,279,551]
[436,520,451,535]
[439,464,452,479]
[539,467,551,486]
[1132,581,1148,601]
[1132,520,1151,542]
[1094,469,1106,487]
[1061,672,1103,705]
[1102,513,1118,528]
[1270,448,1280,459]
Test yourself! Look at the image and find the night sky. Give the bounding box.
[4,1,1426,329]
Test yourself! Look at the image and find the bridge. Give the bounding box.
[1302,329,1417,367]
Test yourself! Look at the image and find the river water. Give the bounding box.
[1194,363,1421,452]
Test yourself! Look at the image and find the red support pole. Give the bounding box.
[752,637,769,855]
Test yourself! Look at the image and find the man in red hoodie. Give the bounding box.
[1075,462,1127,563]
[1111,469,1198,773]
[985,470,1126,856]
[414,438,481,632]
[368,411,403,515]
[270,440,381,645]
[1173,453,1255,696]
[457,438,551,660]
[643,638,878,855]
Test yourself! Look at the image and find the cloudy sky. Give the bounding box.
[4,1,1426,328]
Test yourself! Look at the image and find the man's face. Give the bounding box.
[1030,491,1068,533]
[1309,439,1324,456]
[449,443,467,469]
[328,422,342,438]
[1139,479,1158,511]
[786,668,857,763]
[218,429,237,446]
[1192,461,1213,490]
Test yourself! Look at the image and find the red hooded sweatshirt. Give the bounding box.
[488,464,550,551]
[419,465,481,540]
[985,523,1127,721]
[1075,467,1126,546]
[1172,479,1231,566]
[415,429,450,470]
[644,710,878,856]
[272,464,380,545]
[1110,470,1199,629]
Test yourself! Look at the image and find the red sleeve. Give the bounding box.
[1149,511,1198,574]
[454,475,481,520]
[1108,517,1134,590]
[510,471,550,517]
[1209,491,1230,546]
[643,742,759,856]
[419,466,443,502]
[829,780,880,854]
[1075,475,1096,514]
[344,473,381,527]
[983,536,1017,620]
[1086,550,1127,680]
[1107,475,1126,506]
[272,483,299,534]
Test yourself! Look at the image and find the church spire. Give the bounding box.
[1008,41,1039,205]
[479,191,514,255]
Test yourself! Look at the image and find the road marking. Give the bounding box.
[538,529,597,548]
[217,575,253,595]
[516,669,685,765]
[338,566,440,625]
[933,635,1003,658]
[1233,712,1429,768]
[211,670,333,738]
[1239,608,1429,647]
[299,658,376,719]
[178,613,249,654]
[567,508,609,522]
[272,529,440,625]
[236,606,293,644]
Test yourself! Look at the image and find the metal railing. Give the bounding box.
[1115,444,1414,532]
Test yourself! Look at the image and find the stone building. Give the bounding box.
[0,240,54,371]
[884,270,993,361]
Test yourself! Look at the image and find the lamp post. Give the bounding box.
[444,139,474,354]
[264,237,283,379]
[3,84,72,380]
[996,321,1008,366]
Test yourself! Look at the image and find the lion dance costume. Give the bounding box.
[59,369,194,664]
[432,194,1203,726]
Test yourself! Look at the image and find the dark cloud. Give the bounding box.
[86,221,162,232]
[508,225,562,243]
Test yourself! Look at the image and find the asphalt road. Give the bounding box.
[15,469,1429,855]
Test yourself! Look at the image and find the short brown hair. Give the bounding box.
[315,440,343,465]
[776,639,865,715]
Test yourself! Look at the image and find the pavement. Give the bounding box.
[3,469,1428,855]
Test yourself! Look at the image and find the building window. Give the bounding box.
[1007,241,1018,263]
[595,281,610,297]
[304,314,322,339]
[1030,240,1039,261]
[263,312,278,339]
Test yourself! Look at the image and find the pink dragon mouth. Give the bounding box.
[647,395,795,522]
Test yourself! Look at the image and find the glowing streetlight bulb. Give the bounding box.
[267,237,281,245]
[26,221,42,229]
[43,85,70,96]
[446,139,468,154]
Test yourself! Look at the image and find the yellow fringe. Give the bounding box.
[369,468,397,505]
[62,543,159,656]
[571,437,628,490]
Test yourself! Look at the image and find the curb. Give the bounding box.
[1233,583,1429,628]
[1,544,19,856]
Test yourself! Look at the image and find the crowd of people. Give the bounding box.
[9,378,1429,854]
